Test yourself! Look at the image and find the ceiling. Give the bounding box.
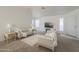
[28,6,79,18]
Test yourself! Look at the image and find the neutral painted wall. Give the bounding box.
[38,16,60,32]
[0,7,32,41]
[63,9,79,38]
[63,13,76,36]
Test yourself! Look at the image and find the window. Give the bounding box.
[35,19,40,28]
[59,17,64,32]
[32,18,40,28]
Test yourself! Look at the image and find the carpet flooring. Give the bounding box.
[0,34,79,52]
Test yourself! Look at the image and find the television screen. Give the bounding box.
[45,22,53,28]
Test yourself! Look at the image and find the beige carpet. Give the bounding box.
[0,34,79,52]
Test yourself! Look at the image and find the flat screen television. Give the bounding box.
[44,22,53,28]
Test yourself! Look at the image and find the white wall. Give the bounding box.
[63,9,79,38]
[76,13,79,38]
[73,9,79,38]
[39,16,60,32]
[63,13,76,36]
[0,7,32,41]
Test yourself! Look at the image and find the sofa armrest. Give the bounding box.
[37,35,51,40]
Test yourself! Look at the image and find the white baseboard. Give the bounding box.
[60,33,79,40]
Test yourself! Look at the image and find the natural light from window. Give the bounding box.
[35,19,40,28]
[59,16,64,32]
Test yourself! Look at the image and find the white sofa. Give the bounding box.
[13,27,34,38]
[37,29,57,51]
[21,29,57,51]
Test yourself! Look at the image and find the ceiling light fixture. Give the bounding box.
[41,7,45,10]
